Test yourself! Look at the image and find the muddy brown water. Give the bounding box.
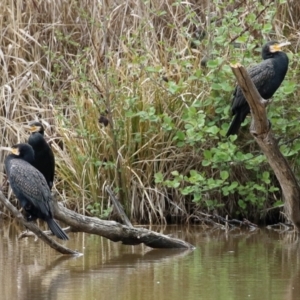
[0,222,300,300]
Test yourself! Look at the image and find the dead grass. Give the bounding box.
[0,0,299,223]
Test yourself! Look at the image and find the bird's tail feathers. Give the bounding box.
[47,218,69,240]
[226,113,243,137]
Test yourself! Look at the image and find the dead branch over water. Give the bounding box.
[52,198,194,249]
[230,64,300,231]
[0,191,194,253]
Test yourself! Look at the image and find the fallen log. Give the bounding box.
[52,198,194,249]
[0,191,194,252]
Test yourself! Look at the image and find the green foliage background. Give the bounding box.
[0,0,299,223]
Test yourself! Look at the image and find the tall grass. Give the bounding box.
[0,0,299,224]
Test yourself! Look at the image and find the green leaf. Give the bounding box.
[273,200,284,207]
[205,199,215,207]
[171,170,179,176]
[246,13,256,23]
[188,170,205,183]
[211,83,222,90]
[220,170,229,180]
[282,81,296,95]
[154,172,164,183]
[207,59,219,68]
[145,66,161,72]
[174,131,185,141]
[220,81,233,92]
[222,187,229,196]
[202,160,211,167]
[238,199,246,210]
[263,172,269,178]
[269,186,279,192]
[203,150,212,160]
[156,10,167,16]
[262,23,272,33]
[193,193,201,202]
[206,125,219,135]
[167,81,181,94]
[228,181,239,190]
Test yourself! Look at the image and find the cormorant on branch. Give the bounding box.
[3,143,68,240]
[226,41,290,137]
[26,121,55,190]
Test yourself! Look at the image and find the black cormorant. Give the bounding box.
[3,143,68,240]
[26,121,55,190]
[226,41,290,136]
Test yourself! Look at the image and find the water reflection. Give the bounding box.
[1,223,300,299]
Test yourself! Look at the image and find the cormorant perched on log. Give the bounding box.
[26,121,55,190]
[3,143,69,240]
[226,41,290,136]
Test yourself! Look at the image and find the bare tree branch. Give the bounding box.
[106,185,133,228]
[52,198,194,249]
[230,63,300,231]
[0,190,194,249]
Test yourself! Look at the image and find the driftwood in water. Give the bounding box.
[230,63,300,231]
[0,191,194,253]
[52,198,194,249]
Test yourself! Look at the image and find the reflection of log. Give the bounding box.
[230,63,300,231]
[20,244,192,299]
[52,199,194,249]
[284,235,300,300]
[0,191,79,255]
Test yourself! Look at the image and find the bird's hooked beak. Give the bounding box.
[0,146,19,155]
[270,41,291,53]
[24,124,41,133]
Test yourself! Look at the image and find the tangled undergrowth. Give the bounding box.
[0,0,300,224]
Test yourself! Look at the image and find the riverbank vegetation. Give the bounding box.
[0,0,299,224]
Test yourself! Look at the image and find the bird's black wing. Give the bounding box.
[48,146,55,189]
[231,60,276,110]
[248,60,276,95]
[29,133,55,189]
[7,159,52,218]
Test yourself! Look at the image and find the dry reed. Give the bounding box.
[0,0,299,223]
